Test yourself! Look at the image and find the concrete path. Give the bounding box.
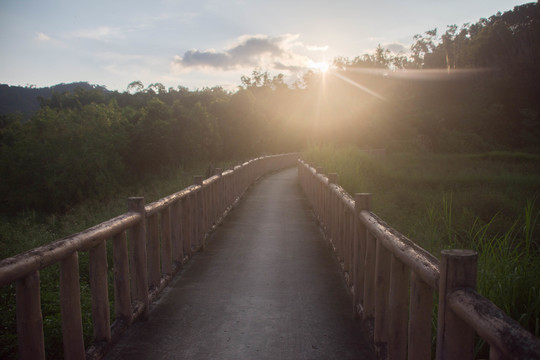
[104,167,376,360]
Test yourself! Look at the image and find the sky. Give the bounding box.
[0,0,530,92]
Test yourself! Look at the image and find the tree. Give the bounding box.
[127,80,144,94]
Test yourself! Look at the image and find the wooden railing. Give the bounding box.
[0,153,298,360]
[298,159,540,360]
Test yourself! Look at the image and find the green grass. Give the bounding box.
[0,160,237,360]
[302,144,540,352]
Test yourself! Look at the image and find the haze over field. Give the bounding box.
[0,0,527,91]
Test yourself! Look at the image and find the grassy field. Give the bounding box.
[0,160,236,359]
[302,145,540,344]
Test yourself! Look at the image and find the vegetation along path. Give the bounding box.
[104,167,375,360]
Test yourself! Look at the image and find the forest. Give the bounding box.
[0,2,539,216]
[1,3,540,359]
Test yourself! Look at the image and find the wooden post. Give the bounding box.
[113,231,132,321]
[16,271,45,360]
[328,173,338,241]
[388,255,409,360]
[60,252,85,359]
[363,231,377,321]
[171,199,183,263]
[374,240,391,346]
[89,240,111,343]
[436,249,477,360]
[194,176,204,250]
[408,271,433,360]
[316,167,324,219]
[128,197,149,316]
[160,208,173,275]
[181,197,191,259]
[189,191,197,253]
[147,213,161,288]
[328,174,338,250]
[343,208,350,276]
[353,193,371,315]
[348,210,355,286]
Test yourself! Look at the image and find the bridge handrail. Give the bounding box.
[298,158,540,360]
[0,153,299,360]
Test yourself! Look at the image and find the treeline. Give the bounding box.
[0,80,304,213]
[332,2,540,152]
[1,2,539,214]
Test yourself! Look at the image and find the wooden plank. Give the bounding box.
[363,231,377,320]
[60,252,85,359]
[448,288,540,359]
[436,249,477,360]
[147,213,161,288]
[408,272,433,360]
[388,255,409,360]
[181,197,192,259]
[359,211,440,289]
[160,208,173,275]
[16,271,45,360]
[353,194,371,314]
[128,197,149,317]
[113,231,131,321]
[89,241,111,342]
[171,199,182,263]
[374,239,391,345]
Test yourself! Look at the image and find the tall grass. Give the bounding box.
[0,160,237,359]
[302,144,540,342]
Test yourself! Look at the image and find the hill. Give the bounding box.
[0,82,109,117]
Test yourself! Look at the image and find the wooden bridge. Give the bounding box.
[1,153,539,359]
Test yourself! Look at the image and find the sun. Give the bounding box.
[308,60,330,73]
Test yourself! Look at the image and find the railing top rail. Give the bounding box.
[0,211,141,286]
[359,211,440,288]
[222,169,234,177]
[330,183,355,212]
[299,159,439,288]
[203,175,220,186]
[145,185,198,216]
[448,288,540,359]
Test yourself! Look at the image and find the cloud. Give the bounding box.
[35,32,52,41]
[306,44,329,52]
[385,42,409,54]
[71,26,132,41]
[172,34,312,72]
[35,32,65,47]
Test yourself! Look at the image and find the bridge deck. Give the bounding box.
[104,167,375,360]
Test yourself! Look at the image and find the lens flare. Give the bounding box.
[307,60,330,73]
[332,72,387,102]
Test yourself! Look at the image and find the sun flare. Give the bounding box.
[308,60,329,73]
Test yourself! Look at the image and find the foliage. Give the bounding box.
[302,144,540,346]
[0,103,127,213]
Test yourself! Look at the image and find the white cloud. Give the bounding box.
[35,32,52,41]
[34,32,65,47]
[71,26,132,41]
[172,34,314,73]
[306,44,329,52]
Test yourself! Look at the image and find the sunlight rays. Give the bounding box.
[307,60,330,73]
[332,72,388,102]
[345,67,493,81]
